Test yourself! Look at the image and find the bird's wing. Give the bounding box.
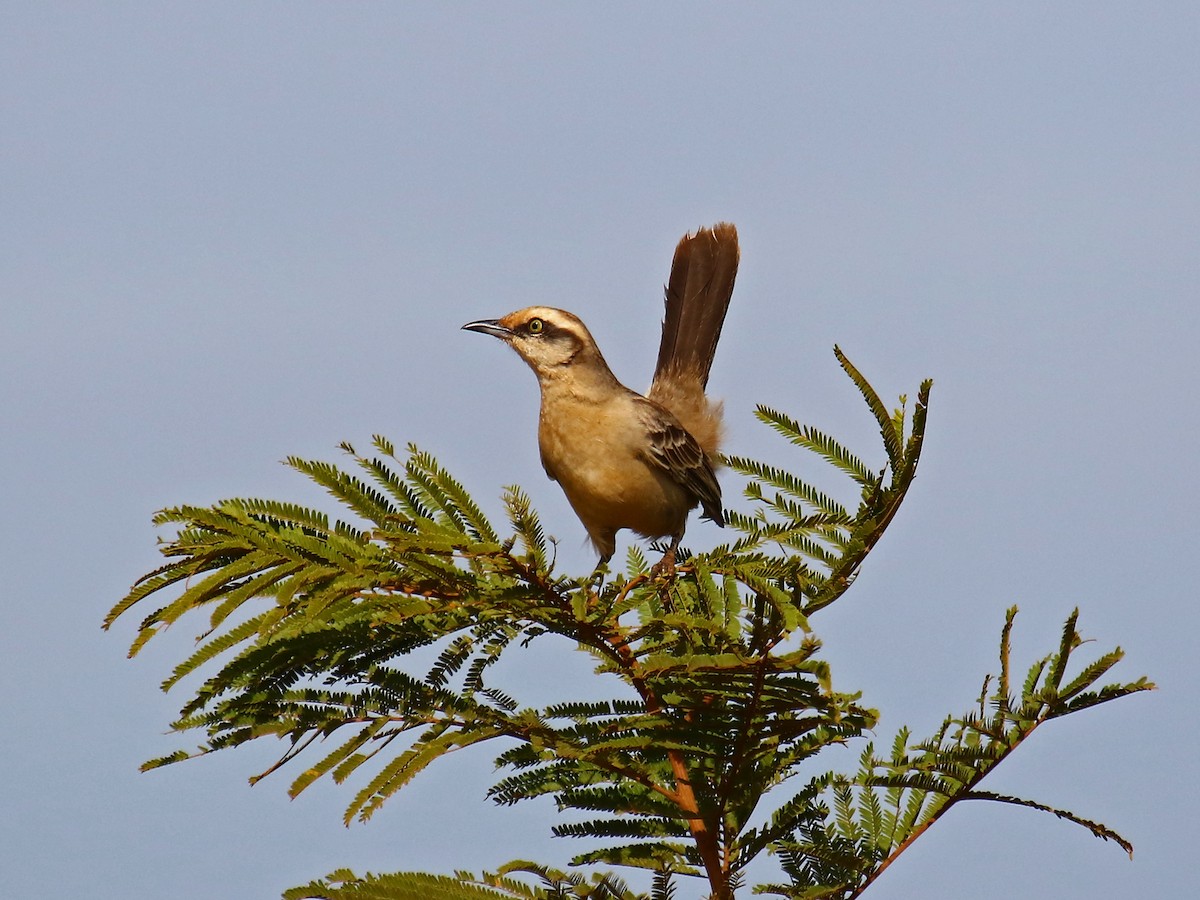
[635,398,724,526]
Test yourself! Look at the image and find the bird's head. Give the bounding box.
[462,306,606,377]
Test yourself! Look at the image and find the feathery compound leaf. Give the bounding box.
[960,791,1134,858]
[834,346,903,472]
[503,485,549,572]
[724,455,850,519]
[286,456,399,526]
[1046,607,1082,695]
[755,407,875,486]
[410,445,500,543]
[346,722,507,825]
[401,445,498,542]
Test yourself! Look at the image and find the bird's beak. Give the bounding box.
[462,319,514,340]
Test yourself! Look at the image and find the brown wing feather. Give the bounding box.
[636,399,724,526]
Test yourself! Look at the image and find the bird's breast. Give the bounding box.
[537,391,687,539]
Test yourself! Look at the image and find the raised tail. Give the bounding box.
[648,223,739,459]
[653,222,739,390]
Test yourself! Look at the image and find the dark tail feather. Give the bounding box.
[654,222,740,389]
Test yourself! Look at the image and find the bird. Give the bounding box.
[462,222,739,571]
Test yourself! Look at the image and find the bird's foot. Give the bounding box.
[650,547,677,579]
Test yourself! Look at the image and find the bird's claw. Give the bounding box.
[650,548,677,579]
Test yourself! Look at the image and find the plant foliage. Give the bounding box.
[106,348,1152,900]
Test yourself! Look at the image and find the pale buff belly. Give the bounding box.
[539,403,688,541]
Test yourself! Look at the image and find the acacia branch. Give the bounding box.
[849,718,1045,898]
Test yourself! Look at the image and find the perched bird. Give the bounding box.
[463,223,739,569]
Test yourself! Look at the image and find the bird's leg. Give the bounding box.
[589,553,612,588]
[651,534,682,578]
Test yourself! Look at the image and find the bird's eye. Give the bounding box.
[527,318,545,334]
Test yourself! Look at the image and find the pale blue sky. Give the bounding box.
[3,4,1197,898]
